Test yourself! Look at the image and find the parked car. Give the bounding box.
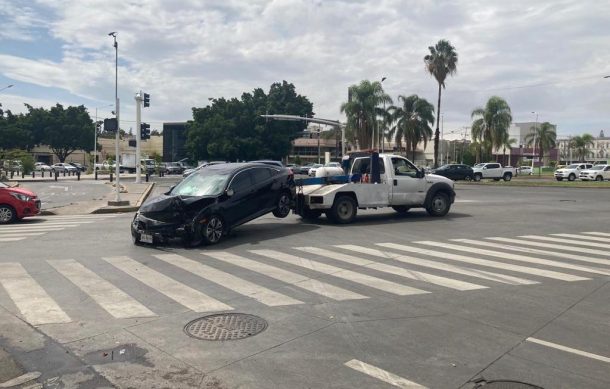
[297,164,314,175]
[472,163,517,181]
[554,163,593,181]
[131,163,295,246]
[3,160,23,172]
[51,163,79,173]
[68,162,87,172]
[518,166,533,175]
[430,164,474,181]
[164,162,185,175]
[0,182,41,224]
[34,162,53,171]
[579,164,610,181]
[307,163,324,177]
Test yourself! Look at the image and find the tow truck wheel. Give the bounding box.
[426,192,450,217]
[272,192,292,218]
[392,206,410,214]
[329,195,357,224]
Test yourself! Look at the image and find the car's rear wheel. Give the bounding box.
[329,195,357,224]
[596,175,603,181]
[426,192,450,217]
[272,192,292,218]
[465,175,473,181]
[556,177,563,181]
[0,205,16,224]
[392,205,410,214]
[503,173,512,181]
[568,174,576,181]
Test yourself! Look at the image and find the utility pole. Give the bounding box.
[531,112,538,175]
[108,32,127,205]
[135,92,142,183]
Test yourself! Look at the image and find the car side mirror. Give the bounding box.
[416,169,424,179]
[226,188,234,197]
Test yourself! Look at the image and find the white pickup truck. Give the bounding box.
[554,163,593,181]
[472,163,517,182]
[295,153,455,223]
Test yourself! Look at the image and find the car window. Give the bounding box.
[171,172,230,196]
[251,167,272,182]
[230,171,253,193]
[392,157,418,177]
[487,163,500,169]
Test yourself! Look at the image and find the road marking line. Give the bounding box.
[0,225,79,231]
[551,233,610,243]
[0,222,91,228]
[375,243,588,282]
[488,237,610,257]
[0,232,46,237]
[519,235,610,249]
[527,338,610,363]
[0,263,71,325]
[344,359,427,388]
[0,237,25,242]
[415,241,610,276]
[452,239,610,267]
[47,259,156,319]
[103,256,232,312]
[251,249,429,295]
[154,254,303,307]
[329,246,536,285]
[202,251,367,301]
[582,232,610,237]
[297,247,486,291]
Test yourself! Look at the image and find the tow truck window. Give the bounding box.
[352,159,385,174]
[392,158,418,178]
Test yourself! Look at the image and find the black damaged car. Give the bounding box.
[131,163,295,246]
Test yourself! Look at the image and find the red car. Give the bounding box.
[0,182,41,224]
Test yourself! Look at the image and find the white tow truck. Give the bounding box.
[294,153,456,223]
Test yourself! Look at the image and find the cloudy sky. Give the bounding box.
[1,0,609,139]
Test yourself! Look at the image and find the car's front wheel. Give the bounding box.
[272,192,292,218]
[0,205,16,224]
[556,177,563,181]
[596,175,604,182]
[568,174,576,181]
[201,215,224,245]
[426,192,451,217]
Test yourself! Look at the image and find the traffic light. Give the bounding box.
[104,118,118,133]
[128,139,136,147]
[140,122,150,140]
[143,93,150,108]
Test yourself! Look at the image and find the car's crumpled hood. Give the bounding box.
[139,194,217,222]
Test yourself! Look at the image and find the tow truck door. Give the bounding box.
[389,157,426,205]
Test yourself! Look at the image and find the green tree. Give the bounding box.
[424,39,458,167]
[340,80,392,150]
[471,96,513,160]
[41,104,95,162]
[0,109,32,151]
[568,133,592,162]
[388,94,435,161]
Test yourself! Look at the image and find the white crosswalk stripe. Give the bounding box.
[551,233,610,243]
[202,251,368,301]
[0,237,25,242]
[153,253,304,306]
[375,243,589,282]
[103,256,233,312]
[452,239,610,267]
[328,246,536,285]
[0,215,117,242]
[47,259,156,319]
[0,263,71,325]
[414,241,610,276]
[344,359,427,388]
[251,249,430,295]
[519,235,610,249]
[487,237,610,257]
[582,232,610,237]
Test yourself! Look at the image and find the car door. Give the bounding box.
[390,157,426,205]
[250,167,275,211]
[223,170,257,226]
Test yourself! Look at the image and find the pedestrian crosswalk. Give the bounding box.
[0,231,608,327]
[0,214,118,242]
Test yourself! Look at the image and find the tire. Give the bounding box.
[0,205,17,224]
[329,195,357,224]
[503,173,512,182]
[272,192,292,218]
[392,205,410,214]
[556,177,563,181]
[596,175,603,182]
[426,192,450,217]
[493,178,500,181]
[568,174,576,181]
[299,207,322,220]
[465,175,473,182]
[200,215,224,245]
[473,174,482,182]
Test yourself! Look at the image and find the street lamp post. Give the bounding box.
[108,32,127,205]
[0,84,14,93]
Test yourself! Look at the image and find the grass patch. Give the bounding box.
[458,179,610,188]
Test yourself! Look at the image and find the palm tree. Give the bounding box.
[424,39,458,167]
[340,80,392,150]
[501,132,517,166]
[388,95,435,161]
[471,96,513,159]
[524,122,557,166]
[569,133,594,162]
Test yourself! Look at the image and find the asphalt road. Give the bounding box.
[0,184,609,388]
[17,180,112,210]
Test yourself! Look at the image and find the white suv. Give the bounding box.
[554,163,592,181]
[579,165,610,181]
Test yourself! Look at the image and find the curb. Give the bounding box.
[136,182,156,206]
[91,182,155,214]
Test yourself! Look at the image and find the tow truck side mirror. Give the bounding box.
[416,169,424,179]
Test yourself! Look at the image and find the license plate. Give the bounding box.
[140,233,153,244]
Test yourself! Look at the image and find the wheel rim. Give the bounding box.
[338,201,353,220]
[0,207,13,223]
[205,217,223,243]
[432,196,446,212]
[278,194,291,215]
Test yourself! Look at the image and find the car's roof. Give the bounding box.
[198,162,283,174]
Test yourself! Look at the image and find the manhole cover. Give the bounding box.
[184,313,268,341]
[475,381,543,389]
